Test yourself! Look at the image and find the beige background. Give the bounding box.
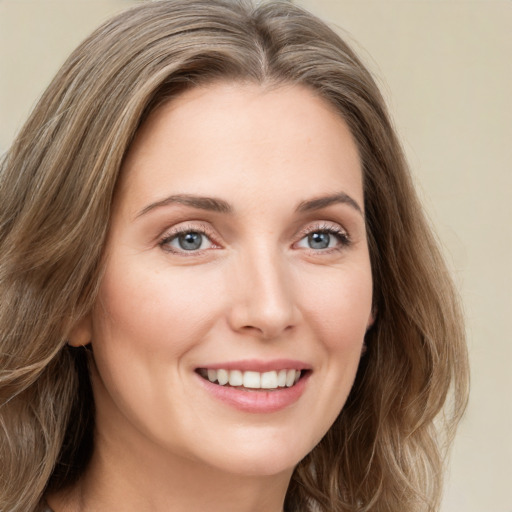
[1,1,510,511]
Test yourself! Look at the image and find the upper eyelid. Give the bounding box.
[295,221,348,238]
[161,222,214,237]
[160,218,345,233]
[159,222,218,245]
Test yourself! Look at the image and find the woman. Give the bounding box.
[0,1,469,511]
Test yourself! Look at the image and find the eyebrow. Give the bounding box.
[296,192,363,216]
[136,194,233,218]
[136,191,363,219]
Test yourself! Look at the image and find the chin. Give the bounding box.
[190,430,317,478]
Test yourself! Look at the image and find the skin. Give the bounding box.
[57,82,374,512]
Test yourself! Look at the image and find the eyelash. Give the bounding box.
[158,222,351,255]
[296,222,351,252]
[159,223,218,255]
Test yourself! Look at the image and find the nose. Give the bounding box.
[226,248,300,340]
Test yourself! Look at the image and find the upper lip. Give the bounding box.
[195,359,312,372]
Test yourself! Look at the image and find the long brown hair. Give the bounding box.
[0,1,469,511]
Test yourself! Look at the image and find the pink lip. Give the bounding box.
[196,370,310,413]
[196,358,311,372]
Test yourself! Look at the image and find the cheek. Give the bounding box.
[93,262,223,358]
[288,263,373,445]
[299,262,373,350]
[89,262,226,440]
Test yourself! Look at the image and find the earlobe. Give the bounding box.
[362,308,376,356]
[366,307,377,330]
[68,314,93,347]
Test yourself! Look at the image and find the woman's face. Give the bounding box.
[79,82,373,477]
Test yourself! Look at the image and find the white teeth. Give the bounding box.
[285,369,296,387]
[201,368,302,390]
[243,371,261,389]
[261,371,278,389]
[277,369,287,387]
[228,370,243,387]
[217,369,229,385]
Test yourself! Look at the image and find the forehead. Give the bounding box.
[117,82,363,214]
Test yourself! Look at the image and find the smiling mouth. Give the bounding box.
[196,368,305,391]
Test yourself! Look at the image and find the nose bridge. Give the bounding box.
[228,241,298,338]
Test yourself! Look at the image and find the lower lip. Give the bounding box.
[196,372,310,413]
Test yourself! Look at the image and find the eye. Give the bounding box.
[160,228,215,253]
[306,232,335,249]
[296,225,350,251]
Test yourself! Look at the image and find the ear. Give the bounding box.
[362,308,376,356]
[68,314,92,347]
[366,307,377,331]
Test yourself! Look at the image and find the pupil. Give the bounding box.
[179,232,202,250]
[309,232,330,249]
